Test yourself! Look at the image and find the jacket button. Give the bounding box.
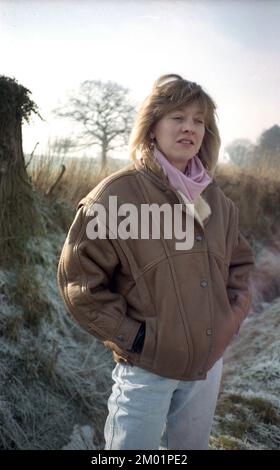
[196,235,203,241]
[206,328,213,336]
[117,335,125,342]
[200,280,208,288]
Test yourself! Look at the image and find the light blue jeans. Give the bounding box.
[104,357,223,450]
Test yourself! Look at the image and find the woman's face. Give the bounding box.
[151,100,206,172]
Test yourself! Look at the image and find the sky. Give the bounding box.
[1,0,280,162]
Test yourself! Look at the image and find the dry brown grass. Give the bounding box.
[28,151,280,245]
[215,159,280,245]
[27,152,126,209]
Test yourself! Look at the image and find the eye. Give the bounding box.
[195,120,204,124]
[172,116,183,120]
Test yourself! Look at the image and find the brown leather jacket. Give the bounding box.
[57,160,255,380]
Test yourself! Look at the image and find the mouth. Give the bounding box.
[177,139,194,146]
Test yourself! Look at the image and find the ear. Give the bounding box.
[150,132,155,139]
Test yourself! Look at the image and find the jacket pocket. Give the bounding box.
[138,316,157,366]
[225,289,241,336]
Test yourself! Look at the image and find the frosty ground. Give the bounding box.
[0,233,279,450]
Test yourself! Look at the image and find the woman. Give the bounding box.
[57,74,255,450]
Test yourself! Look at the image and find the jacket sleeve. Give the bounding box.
[57,201,142,355]
[227,205,255,334]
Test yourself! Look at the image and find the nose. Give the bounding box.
[182,119,195,133]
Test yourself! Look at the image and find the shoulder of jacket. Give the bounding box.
[76,163,139,210]
[211,180,237,213]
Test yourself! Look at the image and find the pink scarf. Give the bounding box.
[153,146,212,203]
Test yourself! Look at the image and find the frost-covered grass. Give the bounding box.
[210,255,280,451]
[0,231,115,450]
[1,234,279,450]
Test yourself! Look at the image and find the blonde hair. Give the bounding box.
[129,74,221,178]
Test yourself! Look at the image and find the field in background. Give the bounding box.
[27,153,129,207]
[28,151,280,246]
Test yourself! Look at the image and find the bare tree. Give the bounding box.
[255,125,280,169]
[49,136,76,158]
[54,80,136,170]
[226,126,280,171]
[225,138,255,168]
[258,125,280,155]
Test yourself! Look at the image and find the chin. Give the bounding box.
[174,154,195,163]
